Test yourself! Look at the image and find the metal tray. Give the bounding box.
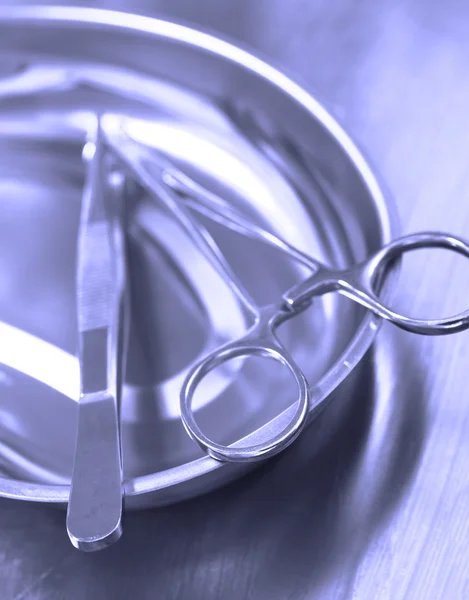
[0,6,398,509]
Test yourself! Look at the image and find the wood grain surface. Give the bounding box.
[1,1,469,598]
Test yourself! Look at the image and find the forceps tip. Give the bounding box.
[67,515,123,552]
[82,114,106,158]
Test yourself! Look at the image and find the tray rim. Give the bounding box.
[0,5,400,507]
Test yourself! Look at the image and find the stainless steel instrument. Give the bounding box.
[67,119,128,551]
[100,120,469,463]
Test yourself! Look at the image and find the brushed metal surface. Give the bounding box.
[1,0,469,599]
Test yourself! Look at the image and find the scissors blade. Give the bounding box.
[101,117,258,317]
[66,120,127,552]
[163,169,315,270]
[100,115,315,271]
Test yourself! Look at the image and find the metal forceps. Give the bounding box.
[66,119,128,551]
[104,122,469,464]
[158,167,469,463]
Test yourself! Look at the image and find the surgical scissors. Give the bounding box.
[67,118,128,550]
[102,118,469,463]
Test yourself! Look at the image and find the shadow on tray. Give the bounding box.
[0,325,427,600]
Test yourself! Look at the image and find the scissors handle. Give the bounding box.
[180,312,310,463]
[286,232,469,335]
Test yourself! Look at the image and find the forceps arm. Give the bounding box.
[66,122,127,551]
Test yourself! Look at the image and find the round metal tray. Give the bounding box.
[0,6,398,509]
